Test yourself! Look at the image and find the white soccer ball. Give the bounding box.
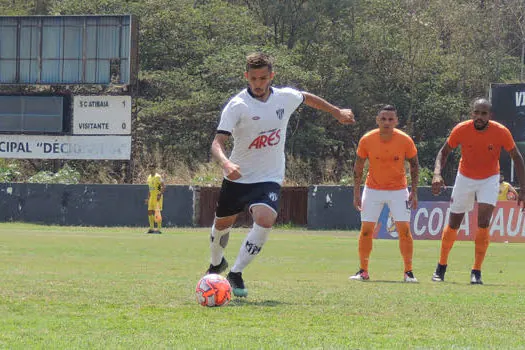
[195,274,232,307]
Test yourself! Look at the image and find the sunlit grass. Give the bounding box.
[0,223,524,349]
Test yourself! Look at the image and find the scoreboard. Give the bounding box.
[73,96,131,135]
[0,94,132,160]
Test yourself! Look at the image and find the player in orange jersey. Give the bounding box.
[350,105,419,282]
[431,98,525,284]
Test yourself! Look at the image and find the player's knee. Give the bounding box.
[475,230,490,244]
[254,218,275,228]
[251,204,277,222]
[214,216,236,230]
[252,211,277,228]
[395,222,412,239]
[360,222,375,237]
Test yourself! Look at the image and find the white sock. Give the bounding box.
[231,223,271,272]
[210,225,231,266]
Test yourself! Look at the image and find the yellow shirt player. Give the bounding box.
[146,165,165,234]
[498,174,518,200]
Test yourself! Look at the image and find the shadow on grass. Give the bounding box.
[228,299,287,307]
[359,280,506,287]
[362,280,417,284]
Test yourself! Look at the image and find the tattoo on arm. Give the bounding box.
[434,143,451,175]
[353,157,366,189]
[408,156,419,189]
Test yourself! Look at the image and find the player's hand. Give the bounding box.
[223,161,241,181]
[334,109,355,125]
[408,191,418,209]
[353,195,362,211]
[431,174,445,196]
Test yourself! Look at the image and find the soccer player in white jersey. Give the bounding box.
[205,52,355,297]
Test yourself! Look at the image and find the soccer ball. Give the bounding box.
[195,274,232,307]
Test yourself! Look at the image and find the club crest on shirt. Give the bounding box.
[268,192,278,201]
[394,156,400,161]
[276,108,284,120]
[488,144,494,151]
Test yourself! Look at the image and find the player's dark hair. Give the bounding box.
[246,52,273,72]
[379,104,397,114]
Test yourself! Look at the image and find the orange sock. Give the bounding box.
[358,222,375,271]
[395,222,413,272]
[473,227,490,270]
[439,225,458,265]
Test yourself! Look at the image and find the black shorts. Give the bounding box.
[215,179,281,218]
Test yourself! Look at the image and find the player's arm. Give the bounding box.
[301,92,355,125]
[407,155,419,209]
[508,183,518,197]
[211,133,241,180]
[508,146,525,209]
[353,156,366,211]
[157,178,166,200]
[432,142,453,195]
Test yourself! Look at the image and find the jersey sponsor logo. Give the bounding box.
[276,108,284,120]
[252,116,261,120]
[268,192,278,201]
[516,91,525,107]
[248,129,281,149]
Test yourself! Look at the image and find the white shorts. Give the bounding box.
[361,187,411,223]
[450,173,499,213]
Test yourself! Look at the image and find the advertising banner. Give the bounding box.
[0,134,131,160]
[376,201,525,242]
[490,83,525,182]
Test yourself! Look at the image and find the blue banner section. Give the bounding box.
[376,204,397,239]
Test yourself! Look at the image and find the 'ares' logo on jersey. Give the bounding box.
[516,91,525,107]
[248,129,281,149]
[276,108,284,120]
[268,192,278,201]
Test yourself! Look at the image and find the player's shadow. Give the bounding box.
[365,280,505,287]
[228,299,287,307]
[366,280,417,284]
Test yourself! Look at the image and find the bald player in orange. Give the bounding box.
[350,105,420,282]
[431,98,525,284]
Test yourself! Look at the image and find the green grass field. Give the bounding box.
[0,223,524,349]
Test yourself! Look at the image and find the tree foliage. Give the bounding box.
[2,0,525,185]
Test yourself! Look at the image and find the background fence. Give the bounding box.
[0,183,451,229]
